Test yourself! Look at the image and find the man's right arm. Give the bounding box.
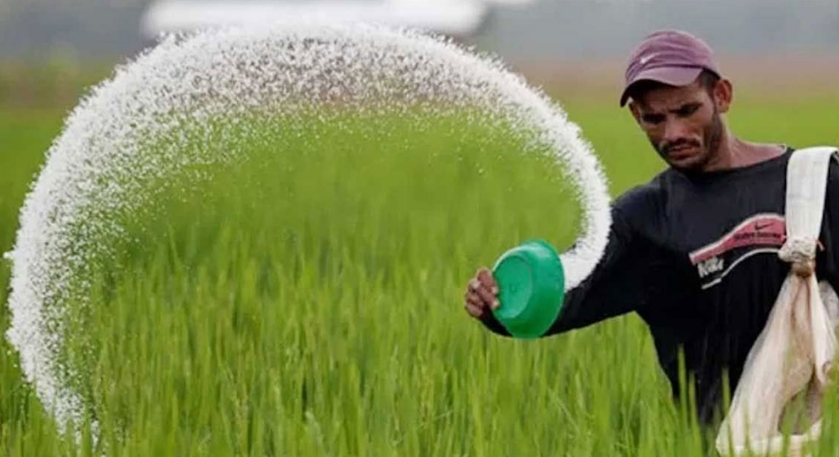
[472,204,650,338]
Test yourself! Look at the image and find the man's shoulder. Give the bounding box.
[606,172,673,237]
[828,148,839,177]
[823,148,839,195]
[791,145,839,185]
[613,171,670,215]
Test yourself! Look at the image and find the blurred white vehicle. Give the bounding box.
[140,0,537,41]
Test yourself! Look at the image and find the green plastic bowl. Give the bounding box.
[491,239,565,339]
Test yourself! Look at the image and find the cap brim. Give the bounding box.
[619,66,703,107]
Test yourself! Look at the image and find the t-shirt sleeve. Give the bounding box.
[478,201,652,338]
[542,204,650,335]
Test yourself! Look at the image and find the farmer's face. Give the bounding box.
[629,79,731,172]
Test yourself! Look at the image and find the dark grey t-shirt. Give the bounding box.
[480,146,839,425]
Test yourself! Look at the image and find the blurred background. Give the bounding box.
[1,0,837,108]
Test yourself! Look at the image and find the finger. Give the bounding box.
[477,269,498,295]
[475,285,500,311]
[468,278,482,292]
[465,290,489,316]
[465,301,485,318]
[465,291,483,306]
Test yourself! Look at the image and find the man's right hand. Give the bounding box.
[464,267,500,319]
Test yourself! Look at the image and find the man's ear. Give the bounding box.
[713,78,733,114]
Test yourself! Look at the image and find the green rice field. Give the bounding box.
[1,65,838,456]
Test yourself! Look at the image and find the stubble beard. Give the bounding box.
[656,107,724,172]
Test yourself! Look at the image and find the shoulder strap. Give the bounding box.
[779,146,839,266]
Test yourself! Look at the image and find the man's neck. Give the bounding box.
[703,133,785,172]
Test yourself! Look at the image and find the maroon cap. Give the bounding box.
[619,30,721,107]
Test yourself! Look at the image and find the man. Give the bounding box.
[463,29,839,426]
